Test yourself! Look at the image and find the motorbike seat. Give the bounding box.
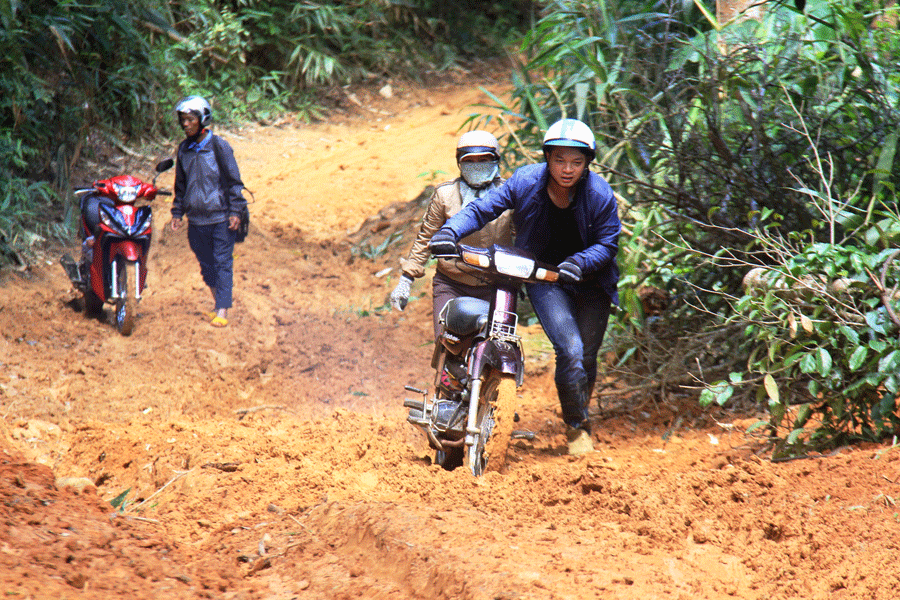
[443,297,489,337]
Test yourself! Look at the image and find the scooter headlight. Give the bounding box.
[113,183,140,204]
[493,249,535,279]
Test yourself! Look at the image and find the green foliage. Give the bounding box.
[351,231,404,260]
[472,0,900,454]
[109,487,132,511]
[469,0,703,171]
[0,132,58,265]
[710,228,900,458]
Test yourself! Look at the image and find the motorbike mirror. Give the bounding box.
[155,158,174,173]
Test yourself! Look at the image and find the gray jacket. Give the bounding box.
[172,132,245,226]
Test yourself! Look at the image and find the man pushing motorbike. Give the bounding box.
[429,119,621,456]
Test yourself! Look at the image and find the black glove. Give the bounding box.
[557,260,582,284]
[429,229,458,256]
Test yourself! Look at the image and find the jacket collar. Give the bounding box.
[186,129,212,152]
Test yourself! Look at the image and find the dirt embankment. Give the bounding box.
[2,77,900,600]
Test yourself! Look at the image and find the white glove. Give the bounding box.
[390,275,413,311]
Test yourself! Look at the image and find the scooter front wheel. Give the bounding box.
[115,260,138,336]
[467,373,517,476]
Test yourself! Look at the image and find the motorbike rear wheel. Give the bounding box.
[467,373,517,476]
[115,260,138,336]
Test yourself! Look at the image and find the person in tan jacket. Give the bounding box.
[390,130,513,336]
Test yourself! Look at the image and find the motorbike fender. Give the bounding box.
[470,339,524,386]
[111,242,147,296]
[96,240,146,299]
[116,241,142,262]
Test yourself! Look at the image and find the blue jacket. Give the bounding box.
[440,163,620,304]
[172,132,245,226]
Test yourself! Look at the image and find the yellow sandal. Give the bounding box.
[211,316,228,327]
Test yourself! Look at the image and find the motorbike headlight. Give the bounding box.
[494,249,535,279]
[136,220,152,236]
[100,210,117,229]
[113,183,139,204]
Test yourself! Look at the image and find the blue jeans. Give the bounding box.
[431,271,495,339]
[526,282,611,430]
[187,221,236,310]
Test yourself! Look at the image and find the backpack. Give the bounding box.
[235,204,250,243]
[210,134,252,243]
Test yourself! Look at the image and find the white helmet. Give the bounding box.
[456,130,501,189]
[175,95,212,128]
[542,118,595,161]
[456,130,501,163]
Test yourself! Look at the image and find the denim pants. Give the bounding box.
[187,220,236,310]
[526,282,611,430]
[431,271,495,339]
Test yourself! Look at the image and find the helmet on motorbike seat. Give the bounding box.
[456,130,500,163]
[456,130,501,189]
[175,95,212,128]
[542,118,595,162]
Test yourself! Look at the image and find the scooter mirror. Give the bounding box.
[155,158,174,173]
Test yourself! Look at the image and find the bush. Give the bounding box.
[469,0,900,453]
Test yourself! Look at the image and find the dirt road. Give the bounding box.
[2,78,899,599]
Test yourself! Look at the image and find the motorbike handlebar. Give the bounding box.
[155,191,173,196]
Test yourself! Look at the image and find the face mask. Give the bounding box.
[459,160,499,189]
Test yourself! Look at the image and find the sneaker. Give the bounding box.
[566,427,594,456]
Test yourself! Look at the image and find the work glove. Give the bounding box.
[557,260,582,284]
[429,229,458,256]
[390,275,413,311]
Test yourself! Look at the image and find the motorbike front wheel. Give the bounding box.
[83,285,104,316]
[115,260,138,336]
[435,447,464,471]
[467,373,517,477]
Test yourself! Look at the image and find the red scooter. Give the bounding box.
[61,159,173,335]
